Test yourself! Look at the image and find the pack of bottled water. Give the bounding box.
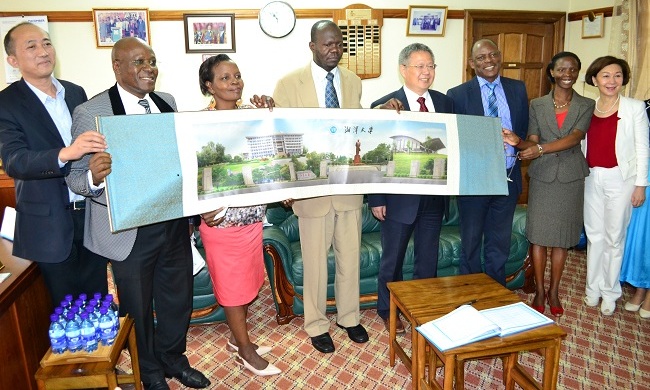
[48,292,120,354]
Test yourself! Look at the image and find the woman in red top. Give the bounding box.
[504,52,594,317]
[582,56,649,316]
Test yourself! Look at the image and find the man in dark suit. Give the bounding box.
[368,43,454,333]
[0,22,108,306]
[446,38,529,285]
[65,38,210,390]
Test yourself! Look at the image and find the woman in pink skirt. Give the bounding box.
[197,54,280,376]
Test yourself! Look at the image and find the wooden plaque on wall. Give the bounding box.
[333,4,383,80]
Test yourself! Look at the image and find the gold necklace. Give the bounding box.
[553,99,570,109]
[552,90,572,109]
[595,94,620,114]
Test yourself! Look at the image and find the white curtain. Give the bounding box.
[609,0,649,99]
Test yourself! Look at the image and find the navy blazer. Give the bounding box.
[367,87,454,224]
[446,77,529,194]
[0,78,88,263]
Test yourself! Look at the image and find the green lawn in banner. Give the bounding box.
[392,152,447,176]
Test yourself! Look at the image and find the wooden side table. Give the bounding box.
[418,321,566,389]
[35,315,141,390]
[387,274,566,390]
[387,274,517,390]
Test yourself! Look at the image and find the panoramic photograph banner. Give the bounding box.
[97,108,506,231]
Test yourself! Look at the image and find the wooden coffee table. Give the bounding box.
[387,274,566,390]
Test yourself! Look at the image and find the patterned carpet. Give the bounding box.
[118,250,650,389]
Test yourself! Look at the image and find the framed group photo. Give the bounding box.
[92,8,150,47]
[184,14,236,53]
[406,6,448,37]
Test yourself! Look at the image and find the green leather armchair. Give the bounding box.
[261,197,533,325]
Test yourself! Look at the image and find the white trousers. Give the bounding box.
[584,167,635,302]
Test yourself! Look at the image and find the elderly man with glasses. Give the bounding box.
[369,43,454,333]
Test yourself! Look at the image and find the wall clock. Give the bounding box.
[259,1,296,38]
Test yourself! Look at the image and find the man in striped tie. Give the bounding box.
[272,20,368,354]
[66,37,210,390]
[446,39,529,286]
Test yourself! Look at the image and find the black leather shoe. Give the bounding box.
[143,380,170,390]
[310,332,335,353]
[167,367,211,389]
[337,323,369,343]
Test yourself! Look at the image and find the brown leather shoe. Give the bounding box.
[382,317,405,334]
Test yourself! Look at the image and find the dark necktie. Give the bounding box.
[325,72,340,108]
[486,82,498,118]
[138,99,151,114]
[417,97,428,112]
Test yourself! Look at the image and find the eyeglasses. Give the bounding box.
[473,51,501,63]
[130,59,157,68]
[405,64,437,71]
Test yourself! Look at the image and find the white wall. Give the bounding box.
[1,0,614,110]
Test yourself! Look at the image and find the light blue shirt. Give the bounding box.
[477,75,516,169]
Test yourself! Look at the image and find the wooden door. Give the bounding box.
[464,11,566,204]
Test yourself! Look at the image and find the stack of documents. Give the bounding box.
[416,301,554,351]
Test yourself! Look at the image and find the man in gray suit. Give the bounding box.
[66,38,210,390]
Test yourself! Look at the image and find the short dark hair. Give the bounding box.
[310,20,338,42]
[398,43,434,66]
[198,54,232,96]
[4,22,45,56]
[546,51,581,84]
[584,55,631,86]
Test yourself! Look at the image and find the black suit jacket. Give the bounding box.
[0,78,87,263]
[446,77,529,194]
[367,87,454,224]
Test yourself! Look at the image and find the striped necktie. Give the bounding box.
[138,99,151,114]
[325,72,340,108]
[486,82,498,118]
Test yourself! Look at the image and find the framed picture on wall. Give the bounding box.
[92,8,150,48]
[184,14,236,53]
[581,12,604,39]
[406,6,448,37]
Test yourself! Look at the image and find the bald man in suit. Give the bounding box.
[272,20,368,354]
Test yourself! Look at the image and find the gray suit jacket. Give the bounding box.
[66,84,176,261]
[527,91,594,183]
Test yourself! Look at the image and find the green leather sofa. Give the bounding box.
[261,197,533,325]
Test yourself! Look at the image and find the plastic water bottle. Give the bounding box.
[80,312,98,353]
[93,292,103,307]
[104,294,120,331]
[60,299,71,317]
[102,301,119,333]
[49,314,67,354]
[69,305,81,324]
[64,294,74,310]
[54,307,66,325]
[74,298,85,312]
[78,293,88,309]
[65,312,83,352]
[98,306,116,346]
[85,305,100,342]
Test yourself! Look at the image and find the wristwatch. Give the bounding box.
[258,1,296,38]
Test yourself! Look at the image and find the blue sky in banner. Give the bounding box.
[187,117,448,158]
